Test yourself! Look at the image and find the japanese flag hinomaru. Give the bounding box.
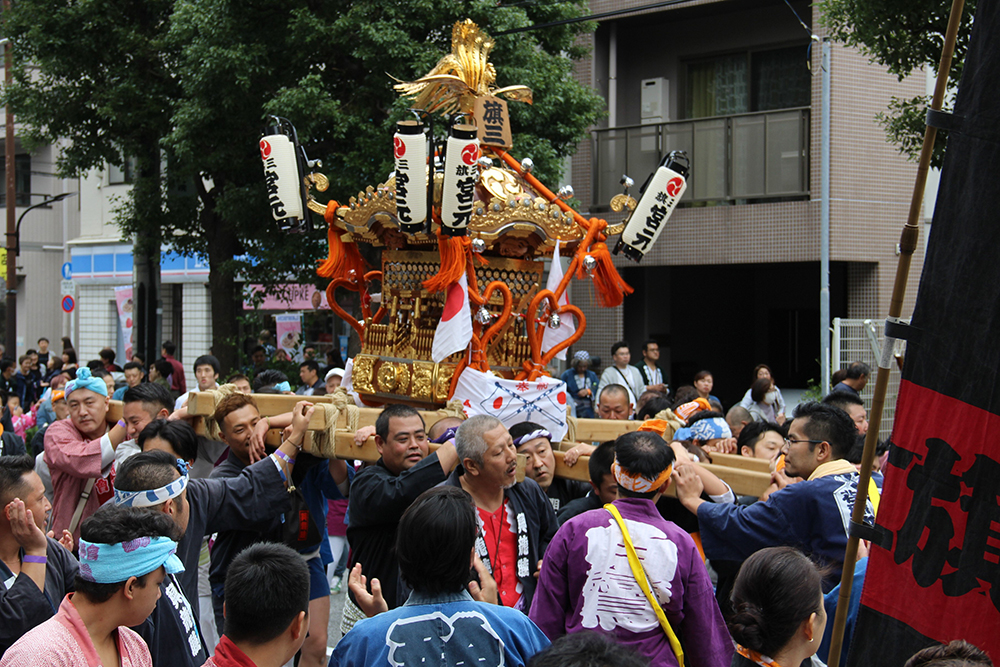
[431,272,473,363]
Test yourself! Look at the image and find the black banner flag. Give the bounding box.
[848,3,1000,665]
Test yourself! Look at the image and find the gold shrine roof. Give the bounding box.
[326,164,584,255]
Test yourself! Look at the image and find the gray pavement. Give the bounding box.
[326,580,347,657]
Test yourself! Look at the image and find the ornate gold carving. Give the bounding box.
[610,194,636,213]
[352,355,376,394]
[412,362,434,401]
[308,172,329,192]
[469,191,583,246]
[605,194,637,235]
[435,364,456,402]
[305,173,332,214]
[396,362,411,394]
[480,167,524,201]
[376,362,399,392]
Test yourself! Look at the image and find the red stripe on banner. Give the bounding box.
[861,379,1000,658]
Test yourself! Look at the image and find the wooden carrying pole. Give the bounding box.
[182,391,771,496]
[825,1,966,664]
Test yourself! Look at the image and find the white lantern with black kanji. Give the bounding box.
[393,119,427,234]
[260,131,305,231]
[440,123,480,236]
[614,151,689,262]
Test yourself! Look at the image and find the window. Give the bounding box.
[0,154,32,206]
[687,45,810,119]
[108,156,138,185]
[752,46,812,111]
[687,54,749,119]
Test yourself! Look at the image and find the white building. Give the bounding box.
[69,166,214,390]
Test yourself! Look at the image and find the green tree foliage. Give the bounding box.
[820,0,977,168]
[3,0,603,372]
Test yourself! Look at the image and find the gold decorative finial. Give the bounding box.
[392,19,533,115]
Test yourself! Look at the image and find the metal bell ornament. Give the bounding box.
[477,156,494,170]
[471,237,486,253]
[621,175,635,191]
[476,307,493,325]
[582,254,597,275]
[547,313,561,329]
[520,157,534,173]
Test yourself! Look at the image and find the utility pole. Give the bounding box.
[820,38,832,394]
[4,0,16,357]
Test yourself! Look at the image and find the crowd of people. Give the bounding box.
[0,333,991,667]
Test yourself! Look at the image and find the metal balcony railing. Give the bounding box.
[592,107,810,207]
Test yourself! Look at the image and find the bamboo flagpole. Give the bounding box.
[824,1,967,665]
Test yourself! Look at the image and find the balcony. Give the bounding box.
[592,107,810,207]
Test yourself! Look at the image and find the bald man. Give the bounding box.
[597,385,632,420]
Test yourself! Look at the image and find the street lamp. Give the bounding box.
[5,191,77,355]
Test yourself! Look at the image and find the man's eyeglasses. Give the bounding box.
[783,437,825,447]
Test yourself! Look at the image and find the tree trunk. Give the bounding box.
[203,207,241,375]
[132,147,162,365]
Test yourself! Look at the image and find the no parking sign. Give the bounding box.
[61,295,75,313]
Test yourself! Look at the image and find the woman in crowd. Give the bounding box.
[729,546,827,667]
[561,351,599,418]
[60,348,78,375]
[745,378,778,423]
[693,370,722,408]
[740,364,786,424]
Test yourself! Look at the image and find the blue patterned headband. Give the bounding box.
[688,417,732,441]
[114,459,189,508]
[513,429,553,448]
[78,535,184,583]
[274,381,291,392]
[66,366,108,397]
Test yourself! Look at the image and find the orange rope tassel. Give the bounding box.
[423,230,469,293]
[317,201,366,281]
[578,242,633,308]
[316,201,341,278]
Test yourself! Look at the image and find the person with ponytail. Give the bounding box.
[729,546,828,667]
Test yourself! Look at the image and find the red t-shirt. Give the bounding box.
[478,502,520,607]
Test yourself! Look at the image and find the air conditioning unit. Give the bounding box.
[640,78,670,125]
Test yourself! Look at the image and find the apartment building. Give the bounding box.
[567,0,926,404]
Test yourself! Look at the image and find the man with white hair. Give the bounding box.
[443,415,557,612]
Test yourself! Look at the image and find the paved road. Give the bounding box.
[326,582,348,657]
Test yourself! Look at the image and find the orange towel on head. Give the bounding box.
[638,419,670,436]
[674,398,712,423]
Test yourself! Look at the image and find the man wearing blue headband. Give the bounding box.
[0,505,180,667]
[113,404,314,667]
[43,366,129,542]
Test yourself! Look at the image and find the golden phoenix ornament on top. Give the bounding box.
[392,19,533,115]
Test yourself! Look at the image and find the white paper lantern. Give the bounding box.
[614,151,689,262]
[440,124,479,236]
[394,119,427,234]
[260,133,305,230]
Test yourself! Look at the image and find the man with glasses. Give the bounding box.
[636,339,668,396]
[673,401,881,589]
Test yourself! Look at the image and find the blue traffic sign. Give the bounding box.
[61,295,75,313]
[61,262,73,280]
